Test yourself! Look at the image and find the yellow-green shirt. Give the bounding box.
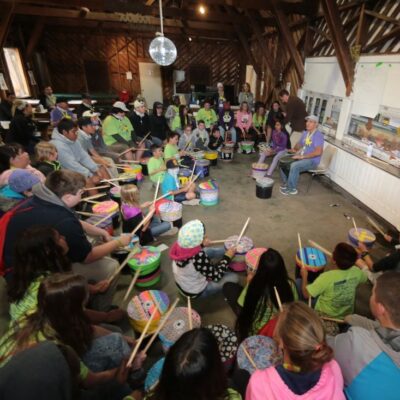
[102,115,133,145]
[195,108,218,129]
[148,156,166,184]
[164,143,179,161]
[253,113,267,129]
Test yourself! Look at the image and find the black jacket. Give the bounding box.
[6,113,37,150]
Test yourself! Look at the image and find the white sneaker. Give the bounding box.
[159,227,179,236]
[182,198,200,206]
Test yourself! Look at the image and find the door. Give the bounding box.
[138,62,163,108]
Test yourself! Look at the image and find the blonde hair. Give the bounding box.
[35,141,57,162]
[275,302,333,372]
[120,184,140,206]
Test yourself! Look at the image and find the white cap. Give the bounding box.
[217,82,223,88]
[82,110,100,118]
[133,99,145,109]
[112,101,129,112]
[305,115,318,122]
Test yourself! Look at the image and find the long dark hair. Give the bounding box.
[236,248,295,341]
[8,226,71,304]
[11,273,93,357]
[0,143,24,173]
[149,328,228,400]
[179,105,189,129]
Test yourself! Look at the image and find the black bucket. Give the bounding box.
[256,177,274,199]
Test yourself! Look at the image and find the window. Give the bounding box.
[3,48,30,98]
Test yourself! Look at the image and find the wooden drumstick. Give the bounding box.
[119,147,137,156]
[92,212,115,227]
[138,131,151,147]
[321,316,345,324]
[153,191,173,203]
[119,159,141,164]
[366,216,385,236]
[101,176,134,183]
[308,240,333,257]
[352,218,358,236]
[242,345,258,371]
[297,232,305,269]
[127,308,157,368]
[143,298,180,353]
[84,185,110,191]
[209,239,227,244]
[83,199,101,205]
[236,217,250,246]
[107,242,141,284]
[187,296,193,330]
[308,296,312,308]
[153,177,161,205]
[76,211,98,217]
[189,161,197,182]
[80,192,108,202]
[273,286,283,311]
[122,266,143,302]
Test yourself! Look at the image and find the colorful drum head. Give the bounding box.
[206,324,238,366]
[92,200,119,215]
[348,228,376,248]
[245,248,268,273]
[225,235,254,255]
[159,201,183,222]
[237,335,282,375]
[295,247,327,273]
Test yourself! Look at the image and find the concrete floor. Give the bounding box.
[0,151,391,347]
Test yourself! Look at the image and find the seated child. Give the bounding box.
[170,219,239,297]
[146,328,242,400]
[193,120,210,150]
[178,124,195,151]
[223,248,298,340]
[120,184,177,244]
[164,132,183,161]
[0,143,45,186]
[161,159,199,206]
[209,126,224,151]
[34,141,61,177]
[298,242,368,319]
[328,272,400,400]
[246,302,345,399]
[147,144,167,185]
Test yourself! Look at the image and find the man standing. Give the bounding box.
[279,89,307,144]
[280,115,324,196]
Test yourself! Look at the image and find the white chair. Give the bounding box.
[306,145,337,192]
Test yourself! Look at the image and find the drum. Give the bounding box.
[118,172,138,186]
[348,228,376,248]
[240,141,255,154]
[92,200,120,229]
[195,159,210,178]
[245,248,268,273]
[224,142,235,148]
[256,177,274,199]
[199,180,219,206]
[258,142,269,153]
[295,247,327,283]
[85,215,114,235]
[251,163,268,180]
[128,246,162,288]
[188,149,204,160]
[109,186,121,206]
[158,307,201,352]
[127,290,170,333]
[178,168,192,187]
[279,154,296,178]
[237,335,282,375]
[111,235,139,265]
[145,358,165,392]
[220,147,234,162]
[159,201,183,229]
[204,150,218,166]
[206,324,238,369]
[224,235,254,272]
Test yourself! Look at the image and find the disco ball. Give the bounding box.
[149,36,177,66]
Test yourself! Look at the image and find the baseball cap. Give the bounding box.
[9,169,40,193]
[133,100,145,109]
[305,115,319,122]
[82,110,100,118]
[166,159,179,169]
[56,97,68,104]
[112,101,129,112]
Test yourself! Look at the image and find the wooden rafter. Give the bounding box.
[0,2,15,49]
[364,26,400,52]
[364,9,400,27]
[320,0,354,96]
[25,18,45,59]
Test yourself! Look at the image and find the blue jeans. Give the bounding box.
[280,159,315,190]
[151,136,163,146]
[149,216,171,237]
[219,126,237,143]
[200,272,240,298]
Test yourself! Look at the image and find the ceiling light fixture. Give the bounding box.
[148,0,177,66]
[198,5,206,15]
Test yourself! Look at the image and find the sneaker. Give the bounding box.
[279,183,287,190]
[280,187,289,195]
[288,188,298,195]
[160,227,179,237]
[182,198,200,206]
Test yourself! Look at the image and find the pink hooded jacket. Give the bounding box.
[246,360,345,400]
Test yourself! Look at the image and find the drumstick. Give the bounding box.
[297,232,305,269]
[122,266,143,302]
[119,159,141,164]
[119,147,137,156]
[83,199,101,205]
[92,212,115,227]
[273,286,283,311]
[153,177,161,205]
[108,181,120,188]
[107,242,141,284]
[308,240,333,257]
[127,308,157,368]
[321,316,345,324]
[183,138,192,151]
[76,211,98,217]
[138,132,151,147]
[189,162,196,183]
[101,176,134,183]
[187,296,193,330]
[242,345,258,371]
[308,296,312,308]
[189,173,201,185]
[143,298,180,353]
[352,218,358,237]
[236,217,250,246]
[80,192,108,202]
[154,191,173,203]
[366,216,385,236]
[209,239,227,244]
[84,185,110,191]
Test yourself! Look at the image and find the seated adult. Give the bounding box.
[102,101,143,161]
[129,100,151,142]
[0,170,133,311]
[149,101,169,146]
[50,97,76,127]
[76,93,96,118]
[5,100,38,154]
[328,272,400,400]
[279,115,324,196]
[195,99,218,131]
[38,86,57,110]
[0,91,15,122]
[51,118,103,188]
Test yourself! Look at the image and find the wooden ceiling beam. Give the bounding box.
[363,26,400,52]
[320,0,354,96]
[25,18,45,60]
[364,9,400,27]
[270,0,304,83]
[0,1,15,49]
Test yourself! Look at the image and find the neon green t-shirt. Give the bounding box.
[164,143,179,160]
[196,108,218,129]
[170,106,181,132]
[252,113,267,129]
[102,115,133,145]
[148,156,166,184]
[307,266,368,319]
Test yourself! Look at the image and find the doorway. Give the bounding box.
[138,62,163,108]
